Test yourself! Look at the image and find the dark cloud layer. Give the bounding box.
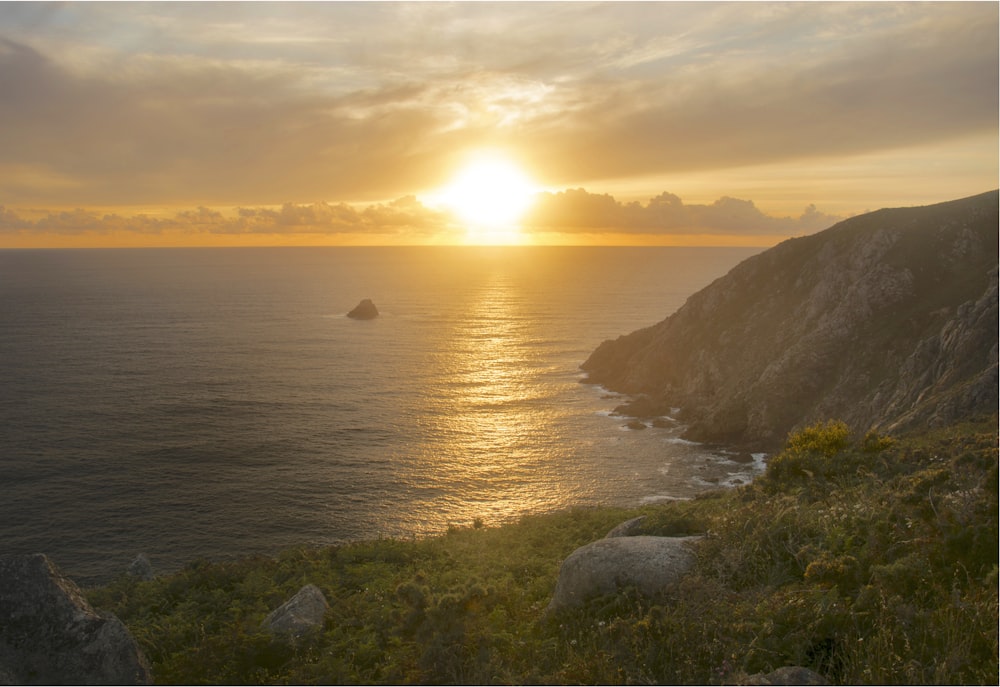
[0,196,449,237]
[524,189,840,235]
[0,190,843,240]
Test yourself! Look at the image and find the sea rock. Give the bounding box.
[0,553,153,685]
[126,554,154,581]
[262,584,329,639]
[612,395,661,418]
[347,298,379,320]
[547,536,700,612]
[740,665,830,685]
[582,191,999,449]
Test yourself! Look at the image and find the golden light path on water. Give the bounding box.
[392,267,569,532]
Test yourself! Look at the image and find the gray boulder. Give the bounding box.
[126,554,154,581]
[0,553,152,685]
[604,516,647,538]
[547,536,700,612]
[347,298,379,320]
[262,584,329,639]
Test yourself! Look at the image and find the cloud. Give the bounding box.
[0,196,453,238]
[519,5,999,185]
[524,189,841,236]
[0,35,457,206]
[228,196,451,235]
[0,2,994,210]
[2,190,840,242]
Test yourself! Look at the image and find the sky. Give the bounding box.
[0,1,996,247]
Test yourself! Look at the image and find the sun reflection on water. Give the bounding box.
[399,269,567,530]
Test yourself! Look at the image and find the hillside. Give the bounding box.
[582,190,999,449]
[84,419,998,685]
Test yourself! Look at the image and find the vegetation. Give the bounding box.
[88,417,998,684]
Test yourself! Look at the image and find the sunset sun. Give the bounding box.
[435,155,539,244]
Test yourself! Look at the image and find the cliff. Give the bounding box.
[582,190,999,450]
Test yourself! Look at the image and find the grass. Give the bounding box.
[88,417,998,684]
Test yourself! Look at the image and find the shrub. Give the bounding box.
[786,420,852,457]
[765,420,850,485]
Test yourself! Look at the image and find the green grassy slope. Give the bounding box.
[88,417,998,685]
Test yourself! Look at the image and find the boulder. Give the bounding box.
[347,299,379,320]
[126,554,154,581]
[604,516,647,538]
[547,536,700,612]
[0,553,152,685]
[262,584,329,639]
[741,666,830,685]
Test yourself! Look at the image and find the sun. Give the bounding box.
[434,154,538,244]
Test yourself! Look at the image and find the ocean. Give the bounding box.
[0,246,764,585]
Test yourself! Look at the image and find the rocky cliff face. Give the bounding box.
[582,191,998,450]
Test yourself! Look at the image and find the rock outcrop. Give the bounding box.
[547,536,700,612]
[126,554,154,581]
[604,516,647,538]
[582,191,999,449]
[262,584,329,639]
[347,298,379,320]
[0,554,152,685]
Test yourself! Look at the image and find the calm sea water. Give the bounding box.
[0,246,763,584]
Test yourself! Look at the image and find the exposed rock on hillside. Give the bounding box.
[0,554,152,685]
[262,584,329,639]
[547,536,701,612]
[583,191,998,449]
[126,553,155,581]
[604,516,647,538]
